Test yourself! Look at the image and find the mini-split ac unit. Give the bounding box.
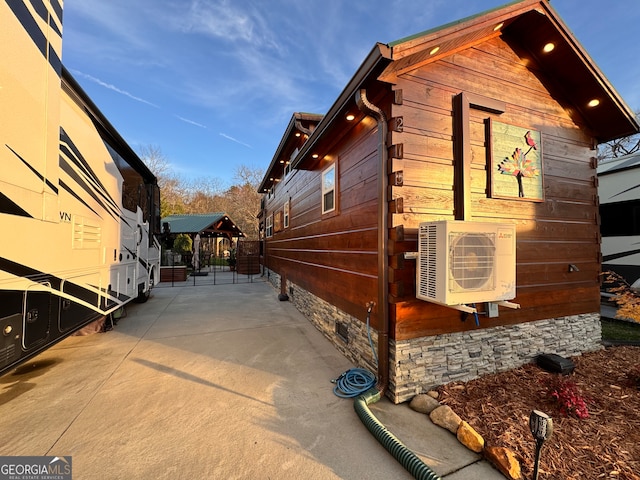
[417,220,516,306]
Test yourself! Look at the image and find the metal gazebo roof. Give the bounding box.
[161,213,244,239]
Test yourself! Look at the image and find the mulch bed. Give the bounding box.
[437,345,640,480]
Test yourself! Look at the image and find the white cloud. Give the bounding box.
[175,115,207,129]
[220,133,252,149]
[71,70,159,108]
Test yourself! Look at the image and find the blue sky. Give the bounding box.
[61,0,640,187]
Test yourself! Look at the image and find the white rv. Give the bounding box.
[598,152,640,289]
[0,0,161,374]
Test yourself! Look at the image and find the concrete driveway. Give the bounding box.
[0,276,502,479]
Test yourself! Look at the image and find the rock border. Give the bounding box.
[409,392,522,480]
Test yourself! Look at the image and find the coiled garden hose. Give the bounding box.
[354,388,442,480]
[332,368,377,398]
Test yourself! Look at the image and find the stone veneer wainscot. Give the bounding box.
[265,268,602,404]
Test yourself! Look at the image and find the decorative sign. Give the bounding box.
[489,120,543,201]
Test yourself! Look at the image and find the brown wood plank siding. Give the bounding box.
[265,122,382,326]
[389,36,600,339]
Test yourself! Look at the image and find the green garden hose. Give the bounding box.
[354,388,442,480]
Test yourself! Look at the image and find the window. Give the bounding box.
[284,199,290,228]
[266,214,273,238]
[601,201,640,236]
[322,163,336,214]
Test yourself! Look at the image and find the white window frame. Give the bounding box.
[266,214,273,238]
[284,199,290,228]
[321,163,336,214]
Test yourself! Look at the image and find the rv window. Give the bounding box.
[104,142,146,213]
[600,201,640,236]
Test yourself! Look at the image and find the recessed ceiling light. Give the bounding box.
[295,132,301,137]
[543,42,555,53]
[429,46,440,55]
[346,114,355,121]
[493,22,504,31]
[588,99,600,108]
[312,154,319,159]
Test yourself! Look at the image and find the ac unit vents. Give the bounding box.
[417,220,516,308]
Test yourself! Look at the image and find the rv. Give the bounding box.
[598,152,640,289]
[0,0,161,375]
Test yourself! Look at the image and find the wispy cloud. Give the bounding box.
[219,133,252,149]
[71,70,159,108]
[176,115,207,128]
[173,0,280,51]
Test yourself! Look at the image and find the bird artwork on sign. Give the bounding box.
[498,130,541,198]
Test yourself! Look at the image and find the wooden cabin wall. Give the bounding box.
[389,36,600,340]
[263,117,384,326]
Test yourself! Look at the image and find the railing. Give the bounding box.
[158,249,262,287]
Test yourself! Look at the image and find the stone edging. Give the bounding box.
[409,392,522,480]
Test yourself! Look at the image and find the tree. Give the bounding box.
[137,144,263,239]
[221,165,264,240]
[183,177,225,214]
[602,271,640,324]
[138,145,171,179]
[138,145,188,217]
[598,111,640,160]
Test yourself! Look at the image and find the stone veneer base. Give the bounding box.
[265,269,602,404]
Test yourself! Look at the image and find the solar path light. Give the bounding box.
[529,410,553,480]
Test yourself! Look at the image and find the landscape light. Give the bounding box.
[529,410,553,480]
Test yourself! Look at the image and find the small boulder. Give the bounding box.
[409,394,440,414]
[457,421,484,453]
[429,405,462,434]
[484,446,522,480]
[427,390,439,399]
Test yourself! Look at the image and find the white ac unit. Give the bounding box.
[417,220,516,306]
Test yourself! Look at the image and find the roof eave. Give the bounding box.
[291,43,392,170]
[258,112,324,193]
[506,1,639,142]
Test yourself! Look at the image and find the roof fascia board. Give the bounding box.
[258,113,323,192]
[379,1,544,83]
[389,0,542,59]
[258,114,297,192]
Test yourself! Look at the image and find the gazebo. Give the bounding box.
[161,213,244,241]
[161,213,245,269]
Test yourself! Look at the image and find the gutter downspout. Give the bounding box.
[354,88,443,480]
[355,88,389,394]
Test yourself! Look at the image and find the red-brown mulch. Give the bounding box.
[437,345,640,480]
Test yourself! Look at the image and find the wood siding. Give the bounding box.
[263,120,383,326]
[389,36,600,339]
[264,34,602,342]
